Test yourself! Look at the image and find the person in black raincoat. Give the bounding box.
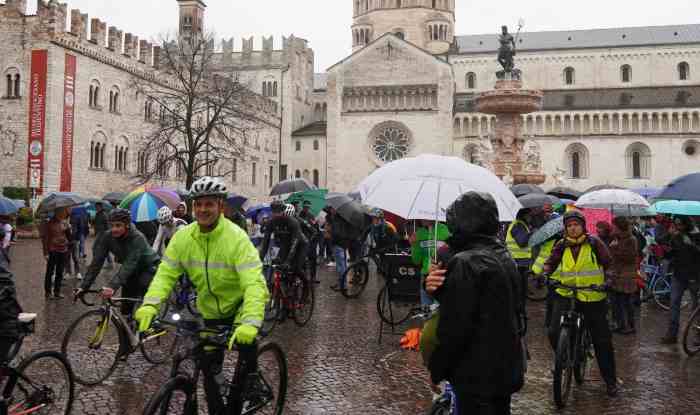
[0,229,22,361]
[426,192,525,414]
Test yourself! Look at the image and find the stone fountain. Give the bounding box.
[474,25,545,185]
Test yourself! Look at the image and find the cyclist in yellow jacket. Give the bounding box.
[544,210,618,398]
[134,176,269,414]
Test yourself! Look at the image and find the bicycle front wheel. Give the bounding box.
[141,325,179,365]
[341,261,370,299]
[682,306,700,356]
[142,376,196,415]
[376,285,413,325]
[61,309,122,385]
[574,330,592,384]
[247,342,288,415]
[652,276,673,310]
[291,277,315,327]
[12,351,75,415]
[553,327,574,409]
[261,284,282,337]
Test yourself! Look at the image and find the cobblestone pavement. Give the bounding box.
[7,238,700,414]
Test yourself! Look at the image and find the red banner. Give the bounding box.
[59,54,76,191]
[26,50,48,194]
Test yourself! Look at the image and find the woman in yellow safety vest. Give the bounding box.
[543,210,619,398]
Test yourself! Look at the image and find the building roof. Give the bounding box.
[292,121,327,137]
[314,73,328,91]
[455,24,700,54]
[455,86,700,113]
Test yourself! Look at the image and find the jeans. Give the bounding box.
[668,277,699,337]
[333,245,347,288]
[79,233,86,257]
[548,295,617,385]
[612,292,635,330]
[44,251,66,295]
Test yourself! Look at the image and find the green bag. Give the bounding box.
[420,309,440,367]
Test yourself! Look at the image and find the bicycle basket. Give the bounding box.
[383,254,421,304]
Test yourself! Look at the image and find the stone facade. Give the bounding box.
[0,0,280,205]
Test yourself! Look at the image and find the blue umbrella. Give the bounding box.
[529,216,564,248]
[657,173,700,202]
[246,203,271,223]
[0,195,19,215]
[654,200,700,216]
[226,194,249,211]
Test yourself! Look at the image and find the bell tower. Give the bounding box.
[351,0,455,54]
[177,0,206,37]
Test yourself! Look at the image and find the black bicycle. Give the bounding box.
[1,313,75,415]
[682,304,700,357]
[261,264,315,337]
[341,248,394,299]
[548,280,608,409]
[61,290,176,385]
[143,316,287,415]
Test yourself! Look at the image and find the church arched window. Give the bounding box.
[679,62,690,81]
[564,67,575,85]
[626,142,651,179]
[621,64,632,83]
[466,72,476,89]
[565,143,589,179]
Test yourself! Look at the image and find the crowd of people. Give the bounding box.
[1,177,699,414]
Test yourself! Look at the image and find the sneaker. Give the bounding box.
[45,291,52,299]
[606,382,619,397]
[76,273,83,280]
[326,262,335,268]
[53,292,65,299]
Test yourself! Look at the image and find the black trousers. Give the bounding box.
[201,318,258,415]
[307,238,318,281]
[612,292,635,329]
[44,251,66,294]
[547,294,617,385]
[454,391,511,415]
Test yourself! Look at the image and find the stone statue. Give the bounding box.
[553,166,567,186]
[0,126,17,156]
[524,141,541,172]
[498,25,516,73]
[502,165,514,187]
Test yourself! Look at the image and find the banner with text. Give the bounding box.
[59,54,76,191]
[26,50,48,194]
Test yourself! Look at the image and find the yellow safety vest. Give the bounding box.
[531,239,560,278]
[506,220,532,260]
[556,243,606,302]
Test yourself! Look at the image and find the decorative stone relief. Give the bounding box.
[0,126,18,156]
[523,140,542,172]
[552,166,567,186]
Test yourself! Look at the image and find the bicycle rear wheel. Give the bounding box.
[682,306,700,356]
[245,342,288,415]
[142,376,196,415]
[574,330,592,384]
[291,277,315,327]
[376,285,413,325]
[526,275,548,302]
[553,327,574,409]
[12,351,75,415]
[61,309,122,385]
[341,261,370,299]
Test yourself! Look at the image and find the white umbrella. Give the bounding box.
[575,189,650,210]
[356,154,522,222]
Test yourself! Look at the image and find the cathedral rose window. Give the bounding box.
[370,122,412,163]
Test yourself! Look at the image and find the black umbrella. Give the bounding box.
[583,184,626,195]
[103,191,127,203]
[36,192,86,217]
[326,192,354,210]
[510,184,545,197]
[547,186,582,200]
[270,178,316,196]
[327,195,368,230]
[518,193,560,209]
[657,173,700,202]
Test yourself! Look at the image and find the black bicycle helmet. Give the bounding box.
[563,210,586,227]
[109,208,132,224]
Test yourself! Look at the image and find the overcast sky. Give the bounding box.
[44,0,699,72]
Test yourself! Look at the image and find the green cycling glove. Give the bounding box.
[134,305,158,333]
[229,324,258,349]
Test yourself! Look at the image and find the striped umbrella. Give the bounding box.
[119,186,181,223]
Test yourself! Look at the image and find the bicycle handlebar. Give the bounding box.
[546,279,609,293]
[153,317,233,349]
[74,289,144,307]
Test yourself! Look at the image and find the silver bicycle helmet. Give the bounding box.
[189,176,228,199]
[283,204,296,217]
[157,206,173,225]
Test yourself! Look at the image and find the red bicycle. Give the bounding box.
[261,264,315,336]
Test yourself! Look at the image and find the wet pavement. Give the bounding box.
[7,238,700,414]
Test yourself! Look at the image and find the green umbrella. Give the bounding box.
[286,189,328,217]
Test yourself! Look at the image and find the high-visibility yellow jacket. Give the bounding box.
[531,238,560,277]
[555,243,606,302]
[143,216,269,328]
[506,220,532,261]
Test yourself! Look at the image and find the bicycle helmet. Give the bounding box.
[157,206,173,225]
[369,208,384,219]
[270,200,286,214]
[563,210,586,227]
[189,176,227,199]
[109,208,132,224]
[283,204,296,217]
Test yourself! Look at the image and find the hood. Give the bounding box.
[446,192,499,239]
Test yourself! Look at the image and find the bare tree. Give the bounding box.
[131,32,277,188]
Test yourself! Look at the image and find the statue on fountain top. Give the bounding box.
[497,25,522,80]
